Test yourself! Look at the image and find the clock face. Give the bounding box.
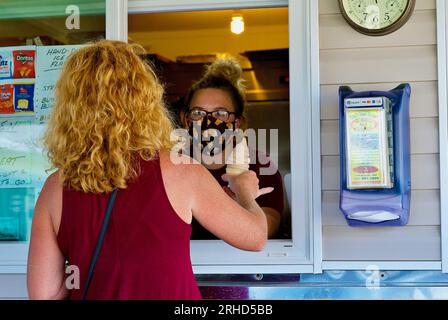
[339,0,415,35]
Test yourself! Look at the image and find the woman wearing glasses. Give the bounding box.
[181,59,284,239]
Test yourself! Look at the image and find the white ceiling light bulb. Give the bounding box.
[231,15,244,35]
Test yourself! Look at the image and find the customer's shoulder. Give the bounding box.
[158,150,217,195]
[159,150,207,177]
[43,170,63,193]
[36,170,63,220]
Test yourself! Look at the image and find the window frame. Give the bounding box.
[0,0,323,275]
[0,0,108,273]
[126,0,322,274]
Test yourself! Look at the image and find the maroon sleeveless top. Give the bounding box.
[57,156,202,300]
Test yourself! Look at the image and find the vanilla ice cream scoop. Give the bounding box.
[226,137,250,175]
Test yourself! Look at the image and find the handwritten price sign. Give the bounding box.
[34,45,82,124]
[0,118,33,188]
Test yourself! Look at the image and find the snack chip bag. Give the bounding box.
[0,51,13,79]
[14,83,34,113]
[0,84,14,114]
[13,50,35,78]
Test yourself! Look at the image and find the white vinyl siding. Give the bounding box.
[320,0,441,262]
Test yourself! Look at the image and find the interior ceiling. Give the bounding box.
[128,7,289,62]
[128,7,288,32]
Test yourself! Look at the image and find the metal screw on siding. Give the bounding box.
[255,274,264,281]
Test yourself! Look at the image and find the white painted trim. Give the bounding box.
[128,0,288,13]
[190,240,308,266]
[0,262,316,275]
[0,266,27,273]
[193,264,314,274]
[309,0,322,275]
[436,0,448,274]
[322,261,443,271]
[1,264,314,276]
[0,243,29,274]
[286,0,314,268]
[106,0,127,41]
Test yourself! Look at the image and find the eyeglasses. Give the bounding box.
[188,109,237,122]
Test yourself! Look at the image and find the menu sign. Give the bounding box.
[345,97,394,189]
[0,118,33,188]
[35,45,82,124]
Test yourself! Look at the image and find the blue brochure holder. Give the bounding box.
[339,84,411,227]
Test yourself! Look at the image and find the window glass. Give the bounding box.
[0,0,105,242]
[129,8,291,239]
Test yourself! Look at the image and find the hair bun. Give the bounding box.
[204,58,245,91]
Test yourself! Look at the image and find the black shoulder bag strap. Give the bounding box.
[82,189,118,300]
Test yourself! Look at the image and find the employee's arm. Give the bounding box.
[27,173,68,300]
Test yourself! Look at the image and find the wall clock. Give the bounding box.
[338,0,416,36]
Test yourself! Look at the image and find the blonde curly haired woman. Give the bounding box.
[27,40,269,300]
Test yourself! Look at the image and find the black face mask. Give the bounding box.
[188,115,237,158]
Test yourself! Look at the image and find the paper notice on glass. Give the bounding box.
[0,117,33,188]
[34,45,83,124]
[345,98,393,189]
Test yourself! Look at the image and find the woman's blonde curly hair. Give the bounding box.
[44,40,174,193]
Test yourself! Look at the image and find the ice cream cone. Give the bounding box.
[226,137,250,176]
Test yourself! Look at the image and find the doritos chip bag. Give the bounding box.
[0,84,14,114]
[0,51,13,79]
[14,83,34,113]
[13,50,35,78]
